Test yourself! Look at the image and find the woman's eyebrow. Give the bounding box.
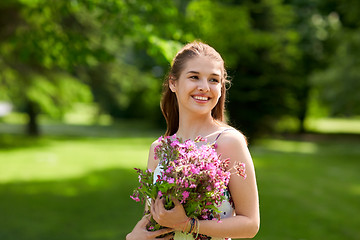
[186,71,220,77]
[186,71,200,74]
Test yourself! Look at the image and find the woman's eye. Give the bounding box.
[190,75,199,80]
[210,78,219,83]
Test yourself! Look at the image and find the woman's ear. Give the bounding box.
[169,78,177,92]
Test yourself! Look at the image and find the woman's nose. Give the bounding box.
[198,78,210,92]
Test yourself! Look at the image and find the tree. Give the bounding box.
[284,0,330,132]
[0,0,186,135]
[186,0,302,138]
[0,0,104,135]
[310,0,360,117]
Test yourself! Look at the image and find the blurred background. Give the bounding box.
[0,0,359,239]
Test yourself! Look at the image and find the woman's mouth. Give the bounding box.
[192,95,210,102]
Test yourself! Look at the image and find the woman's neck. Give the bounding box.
[176,113,222,140]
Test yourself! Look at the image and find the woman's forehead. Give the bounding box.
[182,56,222,76]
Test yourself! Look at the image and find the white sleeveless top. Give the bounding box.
[153,129,235,240]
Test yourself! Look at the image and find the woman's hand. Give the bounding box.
[151,196,189,231]
[126,215,174,240]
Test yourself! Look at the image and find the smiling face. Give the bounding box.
[161,41,228,136]
[169,56,223,117]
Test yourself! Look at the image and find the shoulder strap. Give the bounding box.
[213,128,234,144]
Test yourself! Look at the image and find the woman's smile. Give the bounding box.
[192,95,210,103]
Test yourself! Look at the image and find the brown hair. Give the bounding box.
[161,41,229,136]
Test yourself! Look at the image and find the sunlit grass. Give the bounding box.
[0,136,153,183]
[306,117,360,134]
[275,116,360,134]
[256,138,319,154]
[0,133,152,239]
[251,136,360,240]
[0,103,112,126]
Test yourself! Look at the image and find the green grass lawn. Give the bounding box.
[252,134,360,239]
[0,123,359,239]
[0,134,152,240]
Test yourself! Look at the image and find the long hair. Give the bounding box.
[161,41,229,136]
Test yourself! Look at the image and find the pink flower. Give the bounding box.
[190,167,200,174]
[171,140,180,148]
[165,166,173,173]
[167,178,174,184]
[182,191,190,201]
[234,162,247,179]
[130,195,140,202]
[158,191,163,197]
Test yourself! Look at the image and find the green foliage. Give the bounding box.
[311,29,360,116]
[0,64,92,119]
[0,0,106,134]
[86,60,162,120]
[1,0,360,137]
[297,0,360,118]
[0,0,187,132]
[186,0,302,137]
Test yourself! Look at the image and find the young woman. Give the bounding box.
[126,41,259,240]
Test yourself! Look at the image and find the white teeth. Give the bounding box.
[193,96,208,101]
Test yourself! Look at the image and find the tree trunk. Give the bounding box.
[298,111,306,133]
[298,83,310,134]
[25,100,40,136]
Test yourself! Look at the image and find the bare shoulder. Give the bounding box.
[150,138,161,152]
[217,128,248,149]
[215,128,251,163]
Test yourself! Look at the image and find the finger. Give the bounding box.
[149,228,174,239]
[170,197,183,212]
[155,195,164,207]
[137,216,147,227]
[138,215,150,227]
[171,196,181,206]
[152,197,163,217]
[162,232,175,240]
[157,228,174,236]
[155,196,165,211]
[150,201,156,218]
[151,201,162,224]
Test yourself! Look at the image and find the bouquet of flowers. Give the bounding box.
[130,135,246,239]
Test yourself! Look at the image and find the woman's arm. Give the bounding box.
[147,140,160,171]
[152,130,260,238]
[201,130,259,238]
